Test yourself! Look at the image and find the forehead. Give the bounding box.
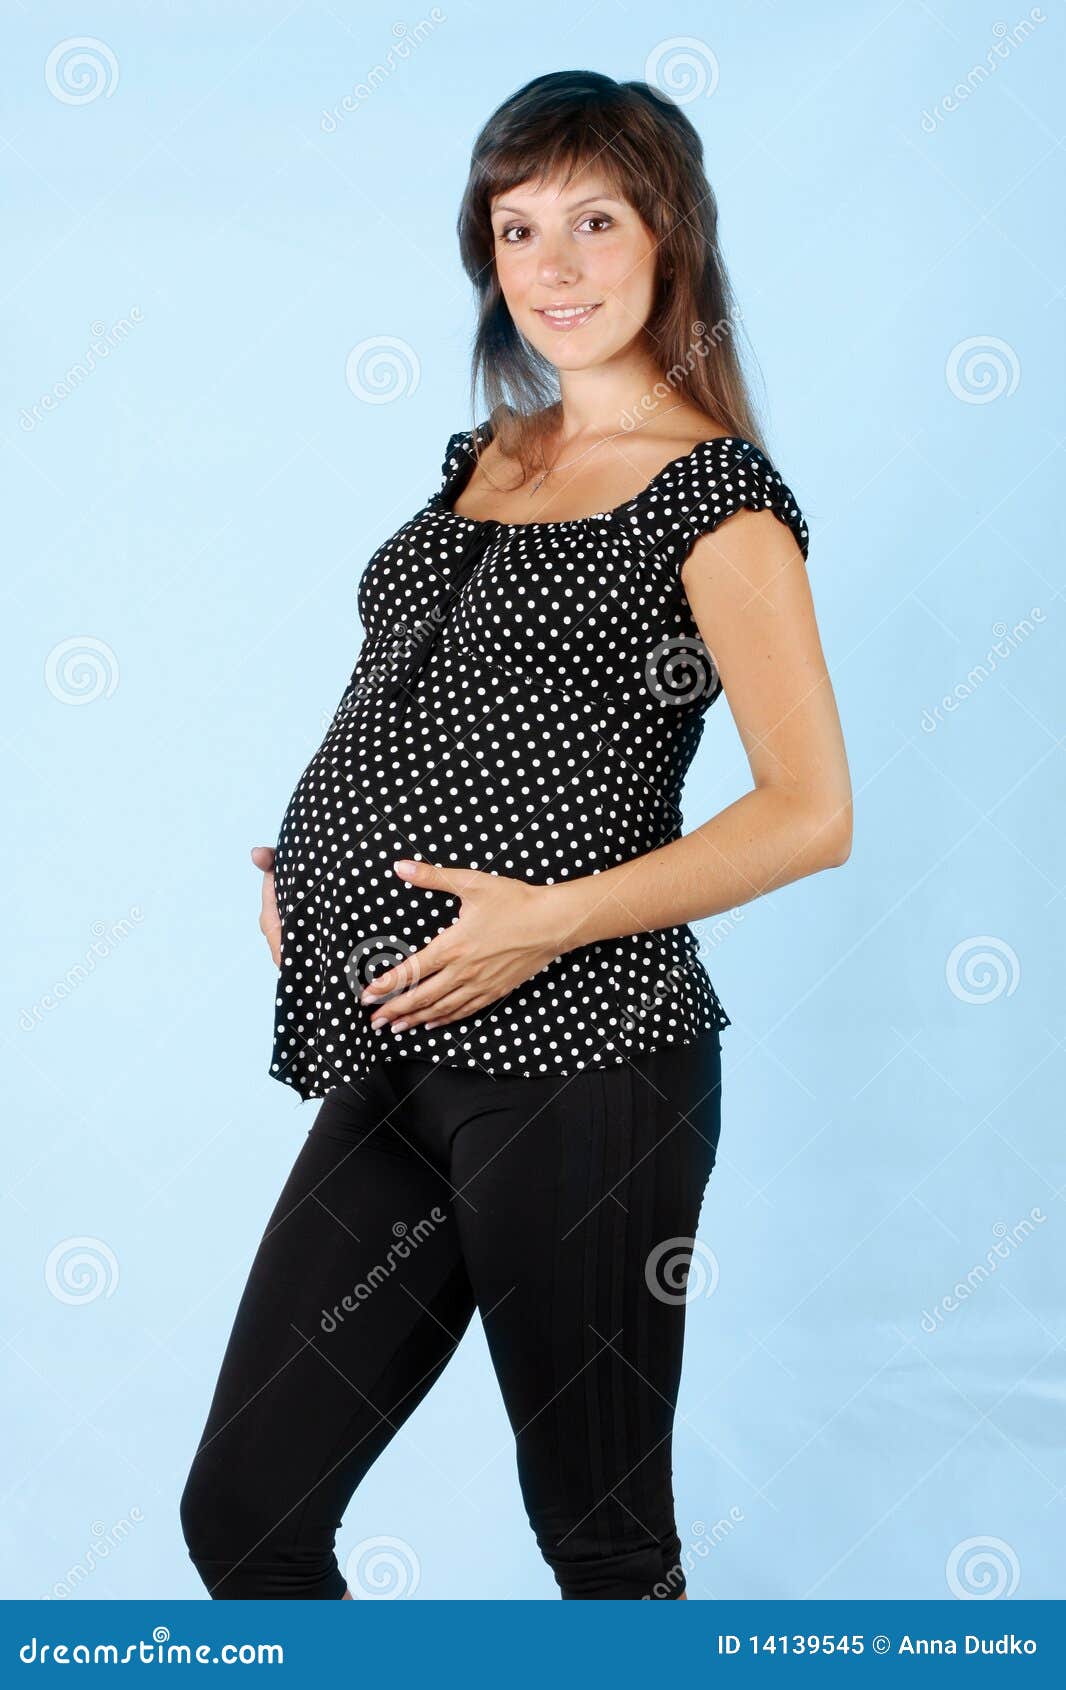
[489,173,629,214]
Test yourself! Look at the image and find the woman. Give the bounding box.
[180,70,851,1601]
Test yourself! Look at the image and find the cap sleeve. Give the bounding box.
[434,420,494,505]
[649,436,809,569]
[435,427,474,501]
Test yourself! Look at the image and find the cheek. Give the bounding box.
[495,243,537,294]
[592,239,657,303]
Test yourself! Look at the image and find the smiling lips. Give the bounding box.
[533,302,601,331]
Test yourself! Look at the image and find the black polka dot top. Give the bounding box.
[270,418,809,1101]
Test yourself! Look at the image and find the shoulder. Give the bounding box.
[657,435,809,574]
[440,422,480,473]
[438,416,497,478]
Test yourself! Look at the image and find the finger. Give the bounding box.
[361,937,451,1003]
[393,858,487,899]
[368,966,464,1027]
[419,991,487,1029]
[251,845,276,872]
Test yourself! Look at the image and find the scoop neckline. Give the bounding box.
[433,420,757,532]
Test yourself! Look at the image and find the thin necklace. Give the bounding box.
[528,401,688,494]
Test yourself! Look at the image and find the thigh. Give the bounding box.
[183,1066,476,1572]
[448,1034,724,1590]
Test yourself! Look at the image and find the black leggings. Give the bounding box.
[180,1032,723,1600]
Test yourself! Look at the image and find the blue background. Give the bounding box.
[2,0,1062,1603]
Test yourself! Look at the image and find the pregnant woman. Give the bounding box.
[181,70,852,1601]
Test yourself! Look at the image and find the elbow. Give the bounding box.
[820,802,853,868]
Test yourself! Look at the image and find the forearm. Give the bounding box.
[544,785,849,955]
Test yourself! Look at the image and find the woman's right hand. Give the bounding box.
[251,845,282,968]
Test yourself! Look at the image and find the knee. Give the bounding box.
[534,1513,686,1600]
[179,1452,344,1601]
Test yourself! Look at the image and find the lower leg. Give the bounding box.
[180,1080,474,1598]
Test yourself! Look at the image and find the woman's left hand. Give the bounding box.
[359,859,565,1032]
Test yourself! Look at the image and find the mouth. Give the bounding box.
[532,302,602,332]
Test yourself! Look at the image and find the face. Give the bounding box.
[488,170,661,369]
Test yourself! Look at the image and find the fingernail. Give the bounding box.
[394,860,417,876]
[391,1021,408,1033]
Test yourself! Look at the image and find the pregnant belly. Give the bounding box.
[272,677,674,994]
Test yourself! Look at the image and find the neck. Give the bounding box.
[552,357,679,439]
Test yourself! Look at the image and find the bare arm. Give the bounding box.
[541,505,853,952]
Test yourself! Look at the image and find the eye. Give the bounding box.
[496,213,616,244]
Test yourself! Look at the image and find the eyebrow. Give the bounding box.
[491,194,625,218]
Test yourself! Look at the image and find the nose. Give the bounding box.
[536,231,580,289]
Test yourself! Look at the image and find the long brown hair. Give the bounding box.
[456,69,769,482]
